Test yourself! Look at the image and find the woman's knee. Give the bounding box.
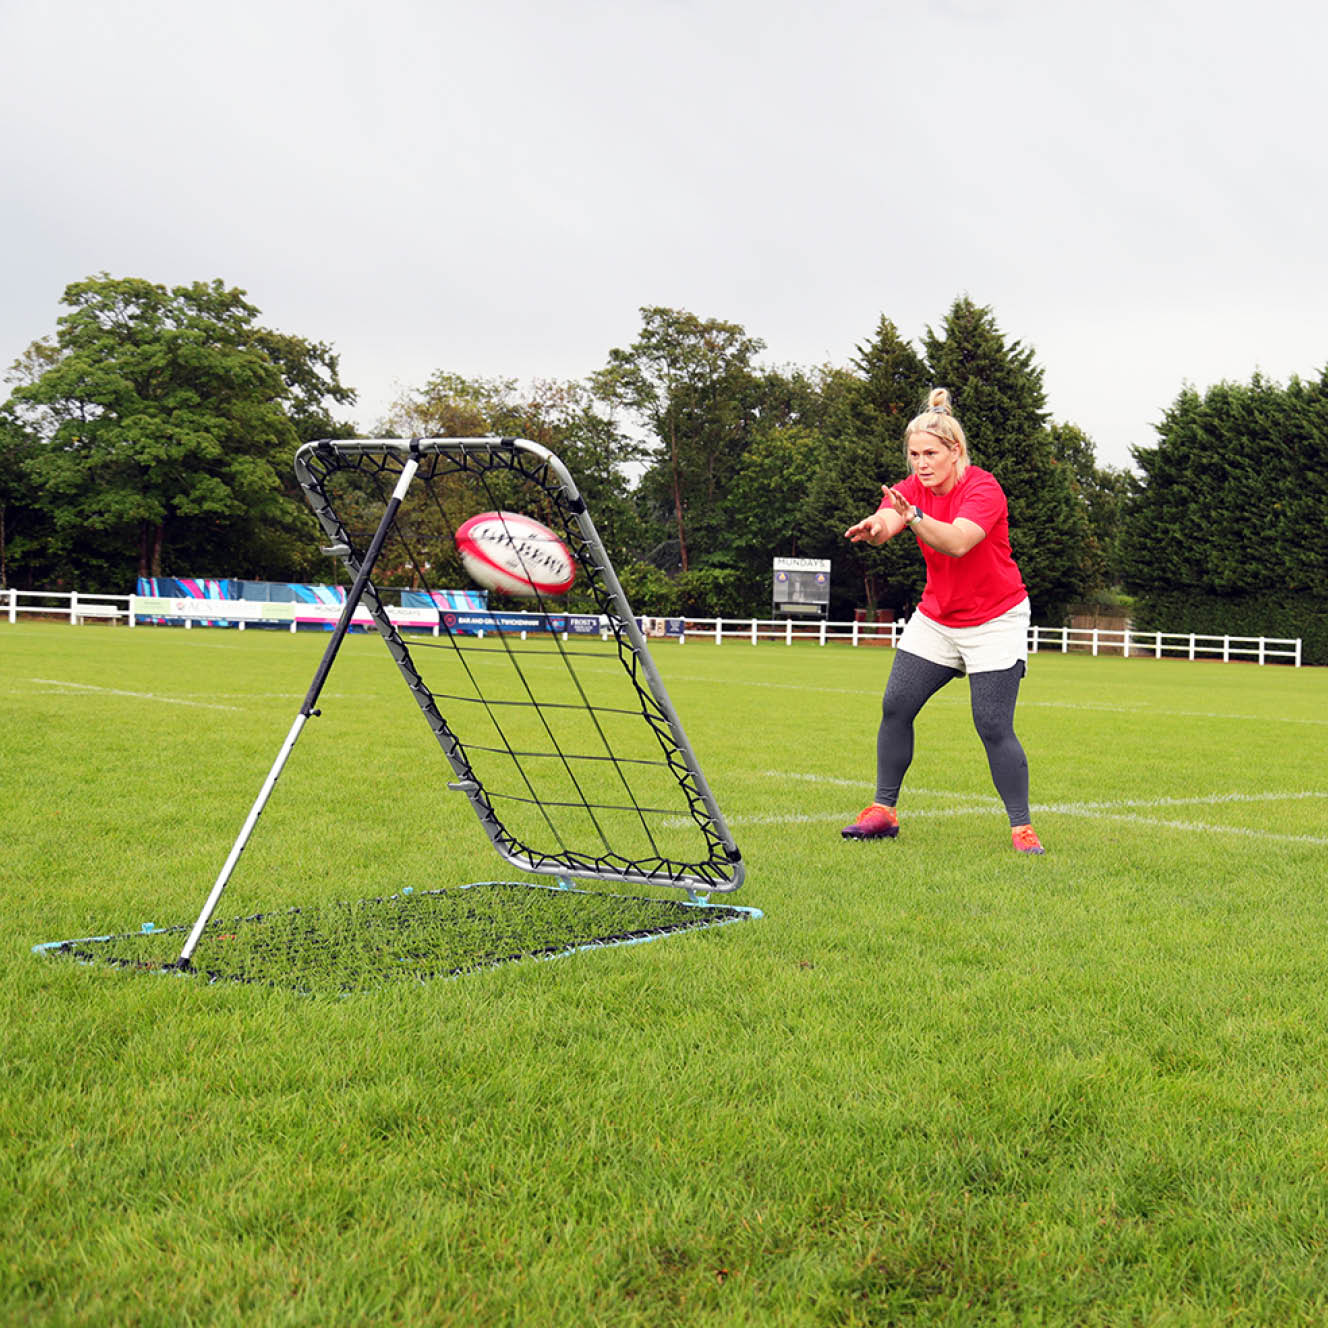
[971,710,1013,747]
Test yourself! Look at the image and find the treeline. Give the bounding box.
[2,275,1325,660]
[1123,375,1328,664]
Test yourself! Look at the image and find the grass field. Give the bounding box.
[3,619,1327,1326]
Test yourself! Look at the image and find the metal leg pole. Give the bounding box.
[175,457,419,968]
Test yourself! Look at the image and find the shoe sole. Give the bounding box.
[841,827,899,840]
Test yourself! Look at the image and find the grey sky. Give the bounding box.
[3,0,1323,473]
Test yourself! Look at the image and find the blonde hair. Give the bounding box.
[905,387,969,481]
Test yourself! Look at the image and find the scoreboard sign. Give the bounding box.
[772,557,831,617]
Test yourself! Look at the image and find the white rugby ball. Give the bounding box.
[455,510,576,598]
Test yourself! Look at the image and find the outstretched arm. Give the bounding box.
[881,486,987,558]
[845,485,909,546]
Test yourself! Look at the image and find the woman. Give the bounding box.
[842,388,1044,854]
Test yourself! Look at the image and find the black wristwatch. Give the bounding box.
[907,506,924,525]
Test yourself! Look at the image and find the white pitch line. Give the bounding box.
[29,679,240,711]
[725,775,1328,844]
[712,805,1328,845]
[1030,808,1328,846]
[1032,791,1328,812]
[763,773,1328,814]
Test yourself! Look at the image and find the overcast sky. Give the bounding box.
[3,0,1324,473]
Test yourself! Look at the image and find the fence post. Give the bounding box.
[1296,639,1302,668]
[69,592,78,626]
[750,619,757,646]
[1188,633,1196,661]
[1031,624,1039,655]
[1092,628,1099,657]
[819,619,826,646]
[1122,628,1130,659]
[1258,637,1266,666]
[1061,625,1068,654]
[715,618,722,646]
[785,618,793,646]
[852,619,859,647]
[8,589,16,624]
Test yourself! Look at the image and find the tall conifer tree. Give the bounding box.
[923,298,1092,621]
[802,316,930,616]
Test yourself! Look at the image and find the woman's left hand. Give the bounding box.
[885,486,913,519]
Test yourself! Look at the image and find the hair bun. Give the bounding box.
[927,387,952,415]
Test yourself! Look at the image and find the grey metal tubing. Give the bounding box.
[176,457,420,965]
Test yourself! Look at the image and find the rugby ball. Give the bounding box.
[455,510,576,598]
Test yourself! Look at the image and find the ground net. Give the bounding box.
[39,884,757,995]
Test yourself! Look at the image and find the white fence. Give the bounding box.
[668,617,1302,665]
[0,589,1305,667]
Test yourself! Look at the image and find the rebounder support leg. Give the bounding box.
[174,457,420,967]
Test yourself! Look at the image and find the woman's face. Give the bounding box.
[906,432,959,492]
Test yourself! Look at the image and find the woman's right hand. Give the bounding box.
[845,512,888,545]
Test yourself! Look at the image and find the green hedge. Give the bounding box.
[1131,591,1328,666]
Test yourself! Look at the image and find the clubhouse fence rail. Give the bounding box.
[1,588,1304,667]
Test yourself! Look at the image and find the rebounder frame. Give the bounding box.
[292,436,744,896]
[40,438,753,985]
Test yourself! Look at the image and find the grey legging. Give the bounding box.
[874,649,1032,826]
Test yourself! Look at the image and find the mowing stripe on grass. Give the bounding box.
[28,678,240,711]
[1026,699,1328,727]
[656,668,1328,727]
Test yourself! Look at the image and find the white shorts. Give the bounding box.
[896,598,1030,675]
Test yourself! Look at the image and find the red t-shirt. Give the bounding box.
[880,468,1027,627]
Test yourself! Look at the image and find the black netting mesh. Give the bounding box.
[44,885,756,994]
[296,440,742,891]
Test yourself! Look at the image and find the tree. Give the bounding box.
[923,297,1093,622]
[4,275,355,585]
[377,370,648,572]
[376,371,517,439]
[800,317,931,618]
[593,307,765,572]
[0,415,40,587]
[1047,420,1133,591]
[725,426,823,576]
[1119,371,1328,663]
[1123,373,1328,599]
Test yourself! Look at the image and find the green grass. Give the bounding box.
[3,619,1327,1325]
